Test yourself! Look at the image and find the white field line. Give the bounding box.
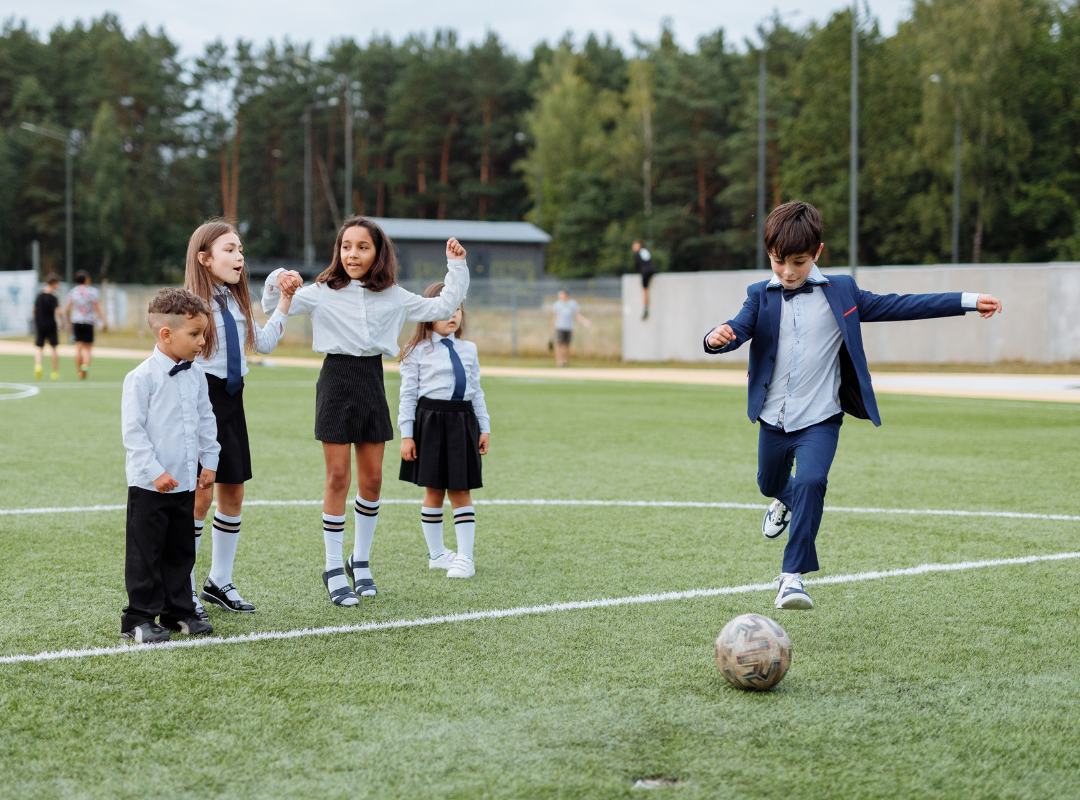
[0,382,39,400]
[2,550,1078,665]
[3,497,1079,522]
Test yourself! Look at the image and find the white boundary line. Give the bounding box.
[0,382,39,400]
[2,550,1077,665]
[3,497,1079,522]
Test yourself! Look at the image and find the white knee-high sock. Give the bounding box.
[353,495,379,580]
[323,512,346,571]
[453,506,475,560]
[421,506,447,557]
[208,512,242,600]
[191,519,204,594]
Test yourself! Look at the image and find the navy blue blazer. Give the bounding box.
[705,275,969,426]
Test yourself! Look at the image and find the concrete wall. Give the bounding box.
[622,263,1080,364]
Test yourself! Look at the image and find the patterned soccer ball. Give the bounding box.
[714,613,792,691]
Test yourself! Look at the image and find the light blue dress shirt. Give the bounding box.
[397,331,491,438]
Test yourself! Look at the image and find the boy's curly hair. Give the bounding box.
[147,288,211,319]
[763,201,823,261]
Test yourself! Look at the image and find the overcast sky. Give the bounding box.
[5,0,912,60]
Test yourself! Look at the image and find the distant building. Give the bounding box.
[371,218,551,282]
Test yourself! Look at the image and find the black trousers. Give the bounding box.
[121,487,197,632]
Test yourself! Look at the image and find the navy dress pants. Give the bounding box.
[757,413,843,574]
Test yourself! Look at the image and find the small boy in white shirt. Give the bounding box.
[120,288,220,643]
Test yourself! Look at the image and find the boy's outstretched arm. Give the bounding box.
[855,286,1001,323]
[704,290,759,354]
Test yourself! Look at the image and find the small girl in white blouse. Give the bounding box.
[398,283,490,579]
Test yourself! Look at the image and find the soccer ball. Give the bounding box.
[714,613,792,691]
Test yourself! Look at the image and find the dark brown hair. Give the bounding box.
[763,201,823,261]
[45,273,61,285]
[74,270,91,284]
[399,282,466,362]
[317,215,397,292]
[148,287,211,319]
[183,218,257,358]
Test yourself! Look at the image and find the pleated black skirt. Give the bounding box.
[399,397,483,490]
[205,375,253,484]
[315,354,395,444]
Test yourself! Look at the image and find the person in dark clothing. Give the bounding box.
[633,241,655,320]
[33,274,62,380]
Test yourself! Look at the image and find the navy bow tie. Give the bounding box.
[782,284,815,301]
[168,360,192,377]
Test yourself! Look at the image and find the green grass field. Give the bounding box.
[1,352,1078,799]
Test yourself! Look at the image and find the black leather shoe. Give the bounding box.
[200,578,256,613]
[161,615,214,636]
[121,622,170,643]
[193,592,210,622]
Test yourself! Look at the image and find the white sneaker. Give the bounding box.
[446,554,475,579]
[428,550,458,570]
[774,573,814,610]
[762,499,791,540]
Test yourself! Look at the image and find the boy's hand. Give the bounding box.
[278,271,303,297]
[479,433,489,455]
[446,238,466,260]
[153,471,179,494]
[707,324,736,348]
[198,468,216,490]
[976,294,1002,318]
[401,438,417,461]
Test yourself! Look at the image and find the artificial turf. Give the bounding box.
[0,352,1078,799]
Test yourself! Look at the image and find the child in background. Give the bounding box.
[33,274,62,380]
[398,283,490,579]
[704,201,1002,611]
[550,290,591,367]
[65,270,107,379]
[262,216,469,606]
[120,288,219,643]
[183,219,301,619]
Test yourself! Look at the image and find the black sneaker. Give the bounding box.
[200,578,256,613]
[121,622,170,644]
[161,615,214,636]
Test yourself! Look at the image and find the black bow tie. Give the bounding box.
[782,284,815,301]
[168,360,192,377]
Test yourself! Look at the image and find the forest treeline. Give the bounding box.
[3,0,1080,282]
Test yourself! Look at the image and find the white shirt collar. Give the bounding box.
[767,263,829,288]
[430,331,457,343]
[152,345,182,370]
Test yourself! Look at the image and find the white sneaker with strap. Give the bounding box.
[446,554,475,579]
[762,499,791,540]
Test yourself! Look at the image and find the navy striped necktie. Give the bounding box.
[440,337,466,401]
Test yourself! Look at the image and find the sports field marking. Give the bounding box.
[0,382,40,400]
[3,497,1079,522]
[2,550,1077,665]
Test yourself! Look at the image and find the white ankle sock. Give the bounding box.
[352,496,379,580]
[421,506,446,557]
[453,506,475,560]
[323,512,349,594]
[208,512,242,600]
[191,519,204,595]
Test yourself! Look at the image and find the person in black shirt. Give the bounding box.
[633,241,655,320]
[33,274,62,380]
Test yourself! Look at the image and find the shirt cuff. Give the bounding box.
[399,422,414,439]
[961,292,979,310]
[478,421,491,434]
[269,308,287,326]
[447,259,467,267]
[199,454,220,472]
[704,329,723,353]
[143,460,166,483]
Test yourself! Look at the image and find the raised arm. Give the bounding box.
[262,268,317,317]
[704,287,760,354]
[400,238,470,323]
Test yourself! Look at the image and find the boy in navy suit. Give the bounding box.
[705,201,1001,610]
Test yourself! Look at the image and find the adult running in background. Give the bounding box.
[550,289,591,368]
[633,241,655,320]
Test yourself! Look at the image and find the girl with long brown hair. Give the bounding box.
[398,283,489,579]
[261,215,469,606]
[183,219,301,618]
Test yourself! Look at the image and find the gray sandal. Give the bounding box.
[322,567,359,606]
[346,555,377,597]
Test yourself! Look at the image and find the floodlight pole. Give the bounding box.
[303,105,314,269]
[849,0,859,280]
[20,122,76,282]
[344,85,353,218]
[757,47,767,272]
[952,87,962,264]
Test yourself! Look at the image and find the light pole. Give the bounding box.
[930,74,962,263]
[295,58,361,218]
[850,0,859,279]
[757,46,766,272]
[303,105,314,269]
[20,122,77,282]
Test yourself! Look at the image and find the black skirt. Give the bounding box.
[399,397,483,490]
[315,354,395,444]
[205,374,253,484]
